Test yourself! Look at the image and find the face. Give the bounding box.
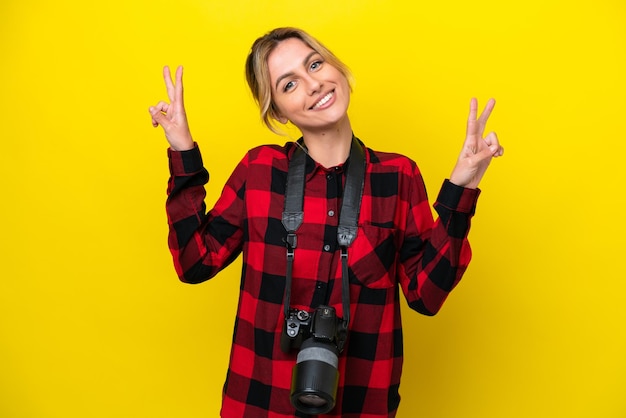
[267,38,350,134]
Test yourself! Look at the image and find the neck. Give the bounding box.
[300,117,353,168]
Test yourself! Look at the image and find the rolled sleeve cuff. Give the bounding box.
[435,179,481,214]
[168,143,204,175]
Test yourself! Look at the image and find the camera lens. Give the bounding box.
[290,339,339,415]
[297,394,327,407]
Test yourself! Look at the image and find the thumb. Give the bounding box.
[149,106,170,129]
[474,145,497,164]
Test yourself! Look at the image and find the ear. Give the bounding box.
[269,102,288,125]
[275,114,289,124]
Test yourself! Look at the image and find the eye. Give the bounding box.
[310,60,323,71]
[283,80,296,92]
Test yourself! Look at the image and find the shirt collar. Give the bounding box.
[287,136,364,181]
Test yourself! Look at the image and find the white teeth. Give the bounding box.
[312,91,333,109]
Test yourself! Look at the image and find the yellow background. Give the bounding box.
[1,0,624,417]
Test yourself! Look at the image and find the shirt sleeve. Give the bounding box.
[398,173,480,315]
[166,144,247,283]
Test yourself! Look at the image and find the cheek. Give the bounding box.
[340,73,351,92]
[271,98,298,122]
[277,95,302,114]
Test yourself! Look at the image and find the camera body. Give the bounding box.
[281,306,344,352]
[281,306,346,415]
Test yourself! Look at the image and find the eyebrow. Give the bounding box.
[274,51,320,91]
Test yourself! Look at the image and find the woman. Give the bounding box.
[149,27,503,418]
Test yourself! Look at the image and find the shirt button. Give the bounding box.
[326,174,333,180]
[323,244,331,252]
[328,210,335,217]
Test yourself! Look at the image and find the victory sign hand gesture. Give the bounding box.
[449,98,504,189]
[149,66,194,151]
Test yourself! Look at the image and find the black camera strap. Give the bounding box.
[281,137,366,351]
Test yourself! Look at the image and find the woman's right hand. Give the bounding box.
[149,65,195,151]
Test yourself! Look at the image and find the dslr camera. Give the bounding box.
[281,305,347,415]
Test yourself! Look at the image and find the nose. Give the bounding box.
[304,74,322,95]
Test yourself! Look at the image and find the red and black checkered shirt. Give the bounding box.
[166,138,479,417]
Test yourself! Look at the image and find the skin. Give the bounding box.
[267,38,353,167]
[451,97,505,189]
[149,38,504,188]
[149,65,194,152]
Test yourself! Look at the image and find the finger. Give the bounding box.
[149,106,160,127]
[149,105,170,129]
[466,97,479,142]
[163,65,176,102]
[474,144,497,164]
[175,65,184,103]
[477,98,496,135]
[483,131,499,146]
[149,106,161,127]
[484,132,504,156]
[151,101,171,116]
[467,97,478,124]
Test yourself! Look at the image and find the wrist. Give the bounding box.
[449,178,477,189]
[168,135,195,151]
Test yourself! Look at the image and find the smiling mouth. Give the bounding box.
[310,91,334,109]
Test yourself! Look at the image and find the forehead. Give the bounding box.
[267,38,317,83]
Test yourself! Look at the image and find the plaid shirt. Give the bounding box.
[166,138,479,418]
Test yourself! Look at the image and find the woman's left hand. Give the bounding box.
[449,98,504,189]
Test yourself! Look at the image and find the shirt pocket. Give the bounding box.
[348,224,398,289]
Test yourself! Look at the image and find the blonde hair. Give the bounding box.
[245,27,353,134]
